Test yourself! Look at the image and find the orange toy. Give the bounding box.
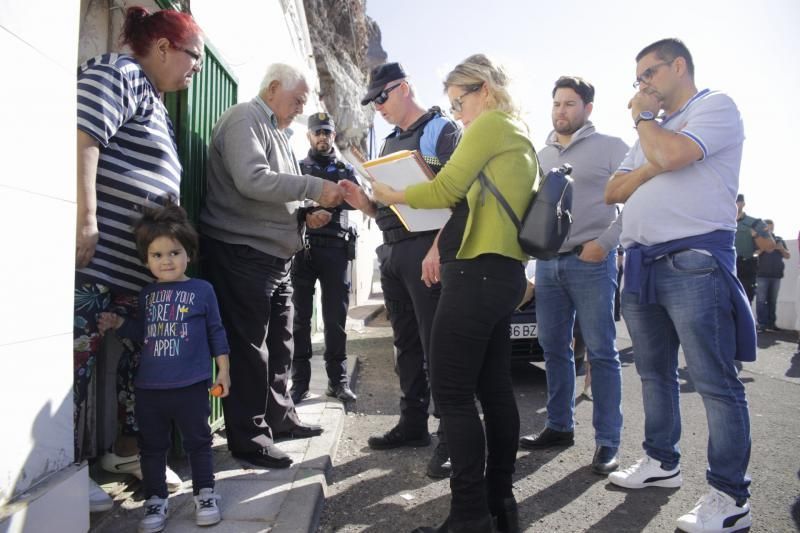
[209,384,224,397]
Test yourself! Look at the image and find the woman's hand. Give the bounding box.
[370,180,404,206]
[97,312,123,335]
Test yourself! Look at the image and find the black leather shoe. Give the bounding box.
[591,445,620,475]
[326,383,357,402]
[231,444,292,469]
[368,424,431,450]
[278,423,323,439]
[290,387,310,404]
[426,441,452,479]
[519,427,574,449]
[490,497,519,533]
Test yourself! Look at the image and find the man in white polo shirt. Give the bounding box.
[605,38,753,533]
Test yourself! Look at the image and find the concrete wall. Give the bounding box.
[775,239,798,330]
[0,1,89,532]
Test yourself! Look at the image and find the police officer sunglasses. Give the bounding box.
[373,82,405,105]
[312,129,333,137]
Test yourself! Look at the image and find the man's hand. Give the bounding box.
[305,209,332,229]
[421,241,441,287]
[317,180,344,208]
[578,240,607,263]
[629,90,661,120]
[339,180,377,216]
[76,215,99,268]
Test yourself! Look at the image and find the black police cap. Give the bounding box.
[308,112,335,132]
[361,62,407,105]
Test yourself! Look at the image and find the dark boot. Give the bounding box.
[490,497,519,533]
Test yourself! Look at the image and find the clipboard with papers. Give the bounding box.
[360,150,451,232]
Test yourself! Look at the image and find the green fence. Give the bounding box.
[158,6,238,431]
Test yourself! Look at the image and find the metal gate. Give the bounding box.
[158,2,238,431]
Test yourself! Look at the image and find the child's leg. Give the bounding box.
[174,382,214,494]
[134,387,171,498]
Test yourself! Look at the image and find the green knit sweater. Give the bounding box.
[405,110,538,261]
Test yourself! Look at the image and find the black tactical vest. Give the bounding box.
[300,153,354,240]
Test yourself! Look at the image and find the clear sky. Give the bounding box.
[366,0,800,239]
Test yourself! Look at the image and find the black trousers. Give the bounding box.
[736,256,758,303]
[378,234,440,433]
[431,255,525,522]
[291,243,350,387]
[136,382,212,498]
[201,237,301,453]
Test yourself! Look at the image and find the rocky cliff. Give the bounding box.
[303,0,386,151]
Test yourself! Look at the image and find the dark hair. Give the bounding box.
[552,76,594,104]
[132,198,199,263]
[636,38,694,78]
[121,6,202,57]
[764,219,774,225]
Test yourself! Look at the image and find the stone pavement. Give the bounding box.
[89,300,385,533]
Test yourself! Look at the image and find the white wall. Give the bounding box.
[0,1,90,531]
[775,239,798,330]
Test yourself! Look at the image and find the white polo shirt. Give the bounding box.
[618,89,745,247]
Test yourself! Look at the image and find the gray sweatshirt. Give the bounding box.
[200,97,325,259]
[537,122,629,253]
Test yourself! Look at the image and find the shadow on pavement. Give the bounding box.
[516,468,606,530]
[589,484,679,532]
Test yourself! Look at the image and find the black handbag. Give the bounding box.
[478,164,574,260]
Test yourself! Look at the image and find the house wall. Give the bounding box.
[0,1,90,532]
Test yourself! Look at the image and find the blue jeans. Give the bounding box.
[535,251,622,447]
[622,250,751,501]
[755,276,781,327]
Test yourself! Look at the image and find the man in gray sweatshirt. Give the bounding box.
[519,76,629,476]
[200,63,343,469]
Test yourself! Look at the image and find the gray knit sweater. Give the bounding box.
[200,97,324,259]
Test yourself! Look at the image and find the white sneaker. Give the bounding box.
[138,496,168,533]
[676,488,752,532]
[608,455,683,489]
[88,478,113,513]
[194,487,222,526]
[101,452,182,492]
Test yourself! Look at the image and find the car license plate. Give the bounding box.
[510,323,537,339]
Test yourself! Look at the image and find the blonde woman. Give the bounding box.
[358,54,537,533]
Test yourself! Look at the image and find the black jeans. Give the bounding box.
[136,382,212,498]
[378,234,440,433]
[736,256,758,303]
[201,237,301,453]
[431,255,526,522]
[291,243,350,387]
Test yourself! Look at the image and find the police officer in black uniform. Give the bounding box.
[343,62,460,479]
[290,113,359,404]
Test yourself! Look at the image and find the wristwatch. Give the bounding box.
[635,110,655,127]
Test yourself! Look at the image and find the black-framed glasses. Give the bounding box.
[633,60,674,89]
[312,129,333,137]
[373,82,404,105]
[175,46,204,69]
[449,84,483,114]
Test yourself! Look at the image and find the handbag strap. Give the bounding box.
[477,145,544,231]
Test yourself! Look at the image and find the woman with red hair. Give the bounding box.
[74,6,205,527]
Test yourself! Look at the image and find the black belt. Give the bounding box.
[306,235,348,248]
[382,228,437,245]
[558,244,584,257]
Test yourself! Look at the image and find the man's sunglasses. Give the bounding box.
[373,82,404,105]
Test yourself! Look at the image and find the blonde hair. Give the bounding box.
[443,54,517,116]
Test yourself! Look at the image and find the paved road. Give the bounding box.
[318,313,800,532]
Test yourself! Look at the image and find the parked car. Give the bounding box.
[509,294,586,368]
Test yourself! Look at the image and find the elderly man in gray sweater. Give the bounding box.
[200,63,343,469]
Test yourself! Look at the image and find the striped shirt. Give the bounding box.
[77,53,182,292]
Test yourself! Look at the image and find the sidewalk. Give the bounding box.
[90,300,385,533]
